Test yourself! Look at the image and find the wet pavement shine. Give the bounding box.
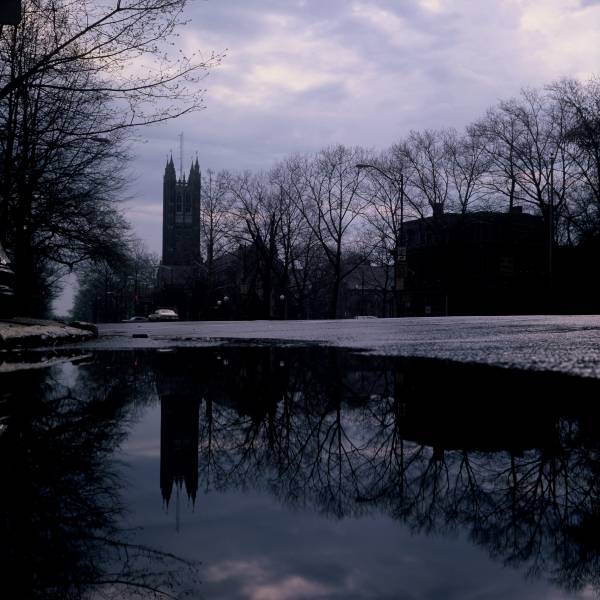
[95,315,600,378]
[1,344,600,599]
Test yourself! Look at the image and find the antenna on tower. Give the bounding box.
[178,132,184,180]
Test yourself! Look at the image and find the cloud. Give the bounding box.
[350,3,433,47]
[125,202,163,224]
[514,0,600,80]
[112,0,600,255]
[418,0,446,13]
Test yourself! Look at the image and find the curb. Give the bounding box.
[0,319,97,349]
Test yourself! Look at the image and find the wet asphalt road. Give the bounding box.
[92,315,600,378]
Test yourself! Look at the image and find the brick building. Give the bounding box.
[399,207,546,316]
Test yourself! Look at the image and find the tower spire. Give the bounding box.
[178,132,184,181]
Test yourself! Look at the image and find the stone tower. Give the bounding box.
[162,156,201,266]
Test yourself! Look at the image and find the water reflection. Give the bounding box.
[0,353,198,599]
[151,348,600,596]
[1,346,600,598]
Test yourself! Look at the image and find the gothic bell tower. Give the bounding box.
[162,156,201,266]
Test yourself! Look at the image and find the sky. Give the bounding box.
[55,0,600,313]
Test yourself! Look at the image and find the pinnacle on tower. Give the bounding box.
[165,155,176,178]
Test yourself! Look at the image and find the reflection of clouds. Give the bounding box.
[114,348,600,598]
[205,558,268,582]
[205,559,335,600]
[245,575,334,600]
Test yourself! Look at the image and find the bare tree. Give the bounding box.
[0,0,222,116]
[472,104,524,212]
[477,89,578,229]
[200,168,235,307]
[287,145,371,318]
[72,238,158,322]
[444,128,490,214]
[0,0,220,315]
[396,130,451,217]
[548,77,600,241]
[272,156,329,318]
[227,171,284,318]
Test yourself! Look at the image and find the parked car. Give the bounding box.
[148,308,179,321]
[121,316,148,323]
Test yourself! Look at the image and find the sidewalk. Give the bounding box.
[0,318,97,349]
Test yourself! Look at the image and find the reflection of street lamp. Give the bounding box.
[356,163,405,317]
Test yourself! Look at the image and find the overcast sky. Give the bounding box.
[56,0,600,312]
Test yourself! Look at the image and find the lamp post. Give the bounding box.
[279,294,287,320]
[548,153,555,285]
[356,163,405,317]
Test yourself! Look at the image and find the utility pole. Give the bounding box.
[548,153,555,293]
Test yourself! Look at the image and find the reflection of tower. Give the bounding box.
[160,394,200,508]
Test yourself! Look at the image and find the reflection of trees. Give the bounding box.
[22,348,599,595]
[151,347,600,594]
[0,356,198,599]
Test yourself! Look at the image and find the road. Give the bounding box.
[93,314,600,378]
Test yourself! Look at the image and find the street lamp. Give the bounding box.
[278,294,287,320]
[548,153,555,286]
[356,163,406,317]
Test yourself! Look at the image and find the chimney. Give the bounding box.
[509,206,523,215]
[432,204,444,219]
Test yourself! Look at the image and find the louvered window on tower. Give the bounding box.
[176,192,183,223]
[184,193,192,223]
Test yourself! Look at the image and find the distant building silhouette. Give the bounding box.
[399,207,546,315]
[161,157,201,266]
[339,208,546,318]
[155,157,202,318]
